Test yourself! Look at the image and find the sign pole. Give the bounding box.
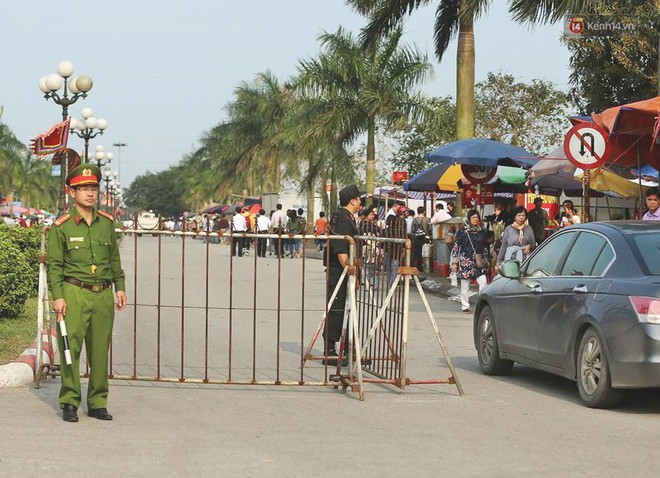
[582,169,590,223]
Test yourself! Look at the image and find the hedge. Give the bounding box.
[0,229,34,319]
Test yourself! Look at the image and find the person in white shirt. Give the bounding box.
[255,209,272,257]
[405,209,414,236]
[231,207,247,257]
[270,204,288,258]
[430,203,453,273]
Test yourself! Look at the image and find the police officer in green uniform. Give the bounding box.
[47,163,127,423]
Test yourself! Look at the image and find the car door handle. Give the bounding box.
[530,283,543,293]
[573,285,588,293]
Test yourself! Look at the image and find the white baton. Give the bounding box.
[59,320,72,365]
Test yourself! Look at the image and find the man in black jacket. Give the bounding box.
[323,184,361,365]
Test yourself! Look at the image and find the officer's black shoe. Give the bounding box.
[62,404,79,423]
[88,408,113,421]
[322,350,348,367]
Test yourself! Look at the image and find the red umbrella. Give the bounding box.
[0,205,28,215]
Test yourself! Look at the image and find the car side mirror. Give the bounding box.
[500,260,521,279]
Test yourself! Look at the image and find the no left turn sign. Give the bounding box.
[563,123,611,169]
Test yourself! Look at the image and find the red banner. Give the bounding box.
[461,184,495,207]
[31,118,71,157]
[392,171,408,183]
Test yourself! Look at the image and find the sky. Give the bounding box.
[1,1,572,189]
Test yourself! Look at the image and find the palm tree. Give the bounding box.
[10,152,58,210]
[508,0,605,24]
[296,26,432,194]
[0,108,35,210]
[187,72,297,207]
[348,0,598,140]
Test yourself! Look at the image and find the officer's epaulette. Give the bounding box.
[97,210,115,222]
[53,214,71,227]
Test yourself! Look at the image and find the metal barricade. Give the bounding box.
[35,223,463,400]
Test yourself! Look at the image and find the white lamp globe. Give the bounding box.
[77,119,86,131]
[38,76,50,93]
[80,107,93,119]
[97,118,108,130]
[106,152,114,160]
[96,151,105,160]
[95,145,104,152]
[68,76,80,94]
[45,74,63,92]
[57,61,74,78]
[75,75,93,93]
[69,118,78,129]
[86,117,98,129]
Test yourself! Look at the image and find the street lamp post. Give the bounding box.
[39,61,94,215]
[70,108,108,163]
[103,165,118,212]
[96,147,114,208]
[112,142,126,184]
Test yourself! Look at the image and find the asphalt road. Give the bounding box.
[2,236,659,477]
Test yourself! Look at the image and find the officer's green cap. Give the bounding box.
[66,162,101,187]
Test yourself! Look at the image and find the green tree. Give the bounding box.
[390,95,457,176]
[1,107,58,212]
[564,3,658,113]
[186,72,297,207]
[296,26,432,194]
[123,167,186,217]
[348,0,600,140]
[475,72,570,155]
[510,0,658,114]
[349,0,494,141]
[0,107,27,203]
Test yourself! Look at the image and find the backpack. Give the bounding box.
[412,217,427,236]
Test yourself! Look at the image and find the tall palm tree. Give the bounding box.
[348,0,599,140]
[11,152,58,210]
[1,108,37,210]
[296,26,432,194]
[187,72,297,206]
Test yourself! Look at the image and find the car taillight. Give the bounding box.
[630,296,660,324]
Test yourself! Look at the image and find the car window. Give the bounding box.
[632,233,660,275]
[561,232,612,276]
[524,231,576,277]
[591,242,615,276]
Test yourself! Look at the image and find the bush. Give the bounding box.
[0,234,32,319]
[0,225,42,294]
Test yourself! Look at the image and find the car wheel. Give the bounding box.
[576,327,624,408]
[476,306,513,375]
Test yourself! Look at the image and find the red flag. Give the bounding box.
[31,118,71,157]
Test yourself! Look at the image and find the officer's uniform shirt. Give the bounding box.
[47,208,126,300]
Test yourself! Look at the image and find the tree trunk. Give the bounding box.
[365,117,376,194]
[456,3,475,140]
[306,180,315,234]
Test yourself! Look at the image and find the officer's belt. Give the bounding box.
[64,277,113,292]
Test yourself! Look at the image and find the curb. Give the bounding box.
[0,326,58,389]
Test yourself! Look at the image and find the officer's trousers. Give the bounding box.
[57,283,115,410]
[323,266,348,353]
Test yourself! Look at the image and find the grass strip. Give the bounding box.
[0,297,39,365]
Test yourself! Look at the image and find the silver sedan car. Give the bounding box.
[473,221,660,408]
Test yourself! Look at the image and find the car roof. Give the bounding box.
[573,220,660,235]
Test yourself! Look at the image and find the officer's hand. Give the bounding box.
[116,291,127,311]
[53,298,67,323]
